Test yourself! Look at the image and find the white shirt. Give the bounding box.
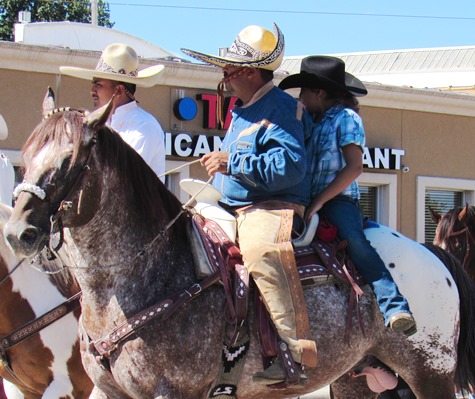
[109,101,166,182]
[0,153,14,206]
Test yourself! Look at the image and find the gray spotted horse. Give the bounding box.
[4,93,475,399]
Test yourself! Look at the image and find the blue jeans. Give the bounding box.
[319,195,412,325]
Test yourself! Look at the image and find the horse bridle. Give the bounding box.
[13,130,188,270]
[13,131,97,258]
[445,226,475,268]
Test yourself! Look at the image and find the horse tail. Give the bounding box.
[424,243,475,392]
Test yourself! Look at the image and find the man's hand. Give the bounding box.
[200,152,230,176]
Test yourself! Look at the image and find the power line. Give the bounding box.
[107,3,475,21]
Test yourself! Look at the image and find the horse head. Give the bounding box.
[432,204,475,281]
[4,88,113,258]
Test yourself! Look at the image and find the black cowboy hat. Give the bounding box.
[279,55,367,97]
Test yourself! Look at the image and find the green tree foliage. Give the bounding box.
[0,1,114,41]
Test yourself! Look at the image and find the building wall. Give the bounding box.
[1,42,475,240]
[362,106,475,238]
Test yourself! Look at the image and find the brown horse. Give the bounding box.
[4,100,475,399]
[0,203,93,398]
[432,204,475,283]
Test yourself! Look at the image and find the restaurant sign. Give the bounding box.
[165,132,405,170]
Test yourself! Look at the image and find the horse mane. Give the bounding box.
[94,122,184,225]
[423,243,475,392]
[23,109,87,170]
[23,109,185,226]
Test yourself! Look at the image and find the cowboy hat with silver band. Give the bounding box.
[279,55,367,97]
[60,43,164,88]
[181,23,284,71]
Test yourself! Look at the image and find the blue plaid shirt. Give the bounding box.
[309,104,365,200]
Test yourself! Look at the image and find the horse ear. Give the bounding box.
[42,86,56,118]
[82,96,115,130]
[429,207,442,223]
[458,203,469,221]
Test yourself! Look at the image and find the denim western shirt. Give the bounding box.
[214,83,312,207]
[309,104,365,200]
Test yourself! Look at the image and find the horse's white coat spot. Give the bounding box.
[365,224,459,373]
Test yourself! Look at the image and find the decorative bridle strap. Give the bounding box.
[13,183,46,200]
[0,291,82,351]
[91,271,221,357]
[43,107,84,120]
[14,130,96,259]
[447,226,469,238]
[444,225,475,267]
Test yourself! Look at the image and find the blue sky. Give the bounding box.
[108,0,475,60]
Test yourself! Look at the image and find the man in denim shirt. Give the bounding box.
[182,24,317,385]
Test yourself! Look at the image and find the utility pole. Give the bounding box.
[91,0,98,26]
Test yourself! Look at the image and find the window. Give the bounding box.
[416,176,475,243]
[164,160,190,203]
[359,185,377,221]
[1,149,21,186]
[357,172,398,229]
[424,189,462,244]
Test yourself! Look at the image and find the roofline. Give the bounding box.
[362,83,475,117]
[0,41,219,90]
[287,44,475,59]
[2,41,475,117]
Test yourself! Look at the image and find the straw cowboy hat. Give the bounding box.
[279,55,367,97]
[181,23,284,71]
[60,43,164,88]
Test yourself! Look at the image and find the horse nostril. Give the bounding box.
[19,227,39,246]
